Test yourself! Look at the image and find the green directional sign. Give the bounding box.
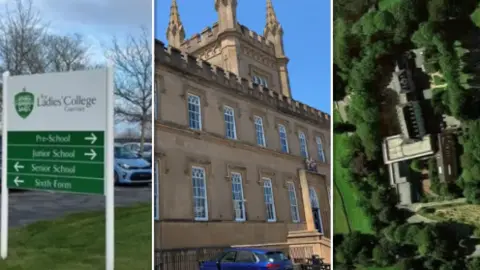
[6,131,105,194]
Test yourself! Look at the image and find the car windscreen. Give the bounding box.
[114,147,138,159]
[265,251,288,262]
[143,144,152,152]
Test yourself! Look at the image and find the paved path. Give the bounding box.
[407,214,436,224]
[406,203,480,257]
[0,185,151,228]
[401,198,466,212]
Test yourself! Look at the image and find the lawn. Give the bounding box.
[0,203,151,270]
[334,111,391,270]
[333,111,373,234]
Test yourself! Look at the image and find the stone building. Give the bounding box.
[154,0,331,263]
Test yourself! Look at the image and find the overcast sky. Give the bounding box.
[30,0,152,62]
[1,0,153,134]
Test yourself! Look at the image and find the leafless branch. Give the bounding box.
[107,26,152,153]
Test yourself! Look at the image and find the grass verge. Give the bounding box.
[333,110,373,234]
[0,203,151,270]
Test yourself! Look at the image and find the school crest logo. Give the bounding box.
[14,87,34,119]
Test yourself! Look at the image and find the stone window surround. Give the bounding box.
[177,84,321,162]
[262,177,277,222]
[181,85,209,131]
[230,172,247,222]
[286,181,301,223]
[248,64,272,87]
[274,116,292,153]
[184,155,213,222]
[225,163,248,221]
[313,132,328,163]
[253,115,267,147]
[218,97,242,140]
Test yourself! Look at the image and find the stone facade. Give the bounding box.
[155,0,331,263]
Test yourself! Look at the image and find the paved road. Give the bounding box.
[0,185,151,228]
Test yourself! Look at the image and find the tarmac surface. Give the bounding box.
[0,184,151,228]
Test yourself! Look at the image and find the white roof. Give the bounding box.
[382,135,434,164]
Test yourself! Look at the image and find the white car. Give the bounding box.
[122,142,152,162]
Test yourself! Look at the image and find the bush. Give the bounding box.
[334,122,356,134]
[410,159,423,172]
[473,227,480,238]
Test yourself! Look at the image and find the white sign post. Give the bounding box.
[0,66,115,270]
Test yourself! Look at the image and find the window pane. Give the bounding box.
[278,125,289,153]
[236,251,256,263]
[263,179,276,221]
[287,182,300,223]
[224,106,237,139]
[316,136,326,162]
[231,173,245,221]
[188,94,201,130]
[221,252,236,262]
[309,187,323,234]
[192,167,208,220]
[254,116,266,147]
[299,132,308,158]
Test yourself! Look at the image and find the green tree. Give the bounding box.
[468,257,480,270]
[410,159,423,172]
[334,0,378,22]
[372,244,394,267]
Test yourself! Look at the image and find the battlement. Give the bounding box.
[181,22,220,52]
[155,39,330,127]
[180,22,276,55]
[238,24,275,53]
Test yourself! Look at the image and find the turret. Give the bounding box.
[263,0,291,97]
[166,0,185,48]
[215,0,238,32]
[264,0,285,57]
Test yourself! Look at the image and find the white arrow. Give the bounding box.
[13,176,24,186]
[84,133,97,144]
[14,161,24,172]
[84,149,97,160]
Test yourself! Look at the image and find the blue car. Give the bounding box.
[199,248,294,270]
[114,145,152,184]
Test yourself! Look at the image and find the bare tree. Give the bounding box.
[0,0,91,74]
[107,27,152,155]
[116,127,141,140]
[0,0,47,75]
[0,0,92,111]
[43,33,91,72]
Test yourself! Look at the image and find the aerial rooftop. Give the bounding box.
[382,134,434,164]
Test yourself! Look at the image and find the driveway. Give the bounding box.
[0,185,151,228]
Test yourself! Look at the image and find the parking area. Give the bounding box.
[1,184,151,227]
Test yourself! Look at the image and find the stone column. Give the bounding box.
[298,169,315,231]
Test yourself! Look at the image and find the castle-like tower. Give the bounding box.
[166,0,292,97]
[156,0,331,264]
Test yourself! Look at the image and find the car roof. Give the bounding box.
[224,247,279,254]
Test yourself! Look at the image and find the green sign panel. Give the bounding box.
[6,131,105,194]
